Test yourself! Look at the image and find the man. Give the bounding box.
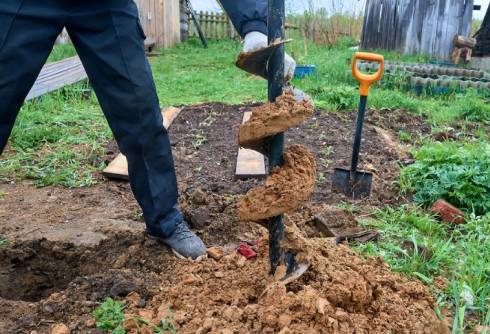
[0,0,294,259]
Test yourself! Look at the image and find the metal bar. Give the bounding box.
[267,0,285,275]
[186,0,208,48]
[350,95,368,175]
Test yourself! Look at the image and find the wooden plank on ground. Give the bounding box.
[235,112,266,179]
[102,107,182,180]
[26,56,87,101]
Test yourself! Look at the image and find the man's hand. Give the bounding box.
[243,31,296,82]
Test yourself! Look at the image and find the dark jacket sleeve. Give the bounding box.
[218,0,267,37]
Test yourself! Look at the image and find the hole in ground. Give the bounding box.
[0,234,174,302]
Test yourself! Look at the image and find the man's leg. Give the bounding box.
[218,0,267,37]
[0,0,64,153]
[64,0,205,258]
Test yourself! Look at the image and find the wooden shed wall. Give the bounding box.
[134,0,180,48]
[361,0,474,59]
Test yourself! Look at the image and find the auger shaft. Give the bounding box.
[267,0,288,275]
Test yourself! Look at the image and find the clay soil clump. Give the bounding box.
[239,144,317,221]
[238,91,314,150]
[122,220,449,334]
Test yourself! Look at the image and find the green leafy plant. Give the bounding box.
[312,85,357,110]
[92,298,125,334]
[400,142,490,215]
[0,239,7,247]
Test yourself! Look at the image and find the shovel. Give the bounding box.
[332,52,384,199]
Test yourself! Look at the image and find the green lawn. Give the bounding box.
[1,37,489,332]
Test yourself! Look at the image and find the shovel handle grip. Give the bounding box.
[352,52,384,96]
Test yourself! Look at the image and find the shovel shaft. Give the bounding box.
[350,95,368,175]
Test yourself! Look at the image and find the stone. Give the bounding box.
[475,325,490,334]
[278,314,292,328]
[189,207,211,230]
[431,199,464,224]
[190,188,208,205]
[84,318,96,328]
[207,246,224,260]
[213,271,225,278]
[125,292,141,306]
[50,323,70,334]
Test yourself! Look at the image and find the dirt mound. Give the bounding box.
[238,145,317,221]
[122,219,449,334]
[238,91,314,150]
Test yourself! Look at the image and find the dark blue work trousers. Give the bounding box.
[0,0,181,237]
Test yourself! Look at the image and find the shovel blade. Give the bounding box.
[332,168,372,199]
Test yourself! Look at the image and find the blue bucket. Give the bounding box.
[294,65,317,79]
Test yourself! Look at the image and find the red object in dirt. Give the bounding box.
[237,244,257,260]
[431,199,465,224]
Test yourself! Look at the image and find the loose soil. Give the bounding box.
[0,102,434,333]
[238,91,314,152]
[122,220,449,334]
[239,145,316,221]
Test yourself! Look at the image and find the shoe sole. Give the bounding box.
[146,233,187,260]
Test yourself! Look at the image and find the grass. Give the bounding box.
[0,85,111,187]
[356,206,490,333]
[92,297,176,334]
[47,43,78,63]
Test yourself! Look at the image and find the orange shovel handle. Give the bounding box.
[351,52,384,96]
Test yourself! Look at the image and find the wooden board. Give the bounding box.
[235,112,266,179]
[27,56,87,101]
[102,106,182,180]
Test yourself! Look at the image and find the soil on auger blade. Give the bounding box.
[120,220,449,334]
[0,103,438,333]
[238,91,314,151]
[239,144,317,221]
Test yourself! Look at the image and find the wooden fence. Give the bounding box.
[188,11,238,39]
[188,11,361,45]
[361,0,474,60]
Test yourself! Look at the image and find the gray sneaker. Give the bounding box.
[160,221,206,260]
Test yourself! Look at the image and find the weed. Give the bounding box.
[125,305,177,334]
[400,141,490,215]
[0,239,7,247]
[191,130,206,149]
[335,201,361,214]
[155,305,177,334]
[357,206,490,331]
[320,145,333,157]
[398,130,413,143]
[308,119,319,129]
[132,209,144,221]
[92,298,125,334]
[316,171,326,184]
